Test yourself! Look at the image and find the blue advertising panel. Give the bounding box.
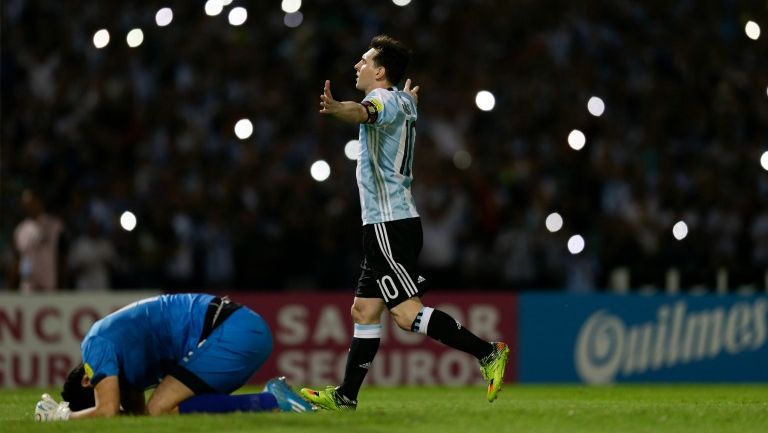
[518,294,768,383]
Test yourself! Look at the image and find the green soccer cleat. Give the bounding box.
[479,341,510,403]
[299,386,357,411]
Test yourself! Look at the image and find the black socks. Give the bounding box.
[337,307,495,401]
[425,309,494,361]
[337,337,380,401]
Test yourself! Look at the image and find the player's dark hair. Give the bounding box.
[61,363,95,411]
[369,35,411,86]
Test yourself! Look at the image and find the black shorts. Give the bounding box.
[356,217,427,309]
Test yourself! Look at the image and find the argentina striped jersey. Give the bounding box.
[357,87,420,225]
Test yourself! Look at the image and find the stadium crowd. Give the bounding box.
[2,0,767,292]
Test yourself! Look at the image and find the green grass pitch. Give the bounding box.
[2,385,767,433]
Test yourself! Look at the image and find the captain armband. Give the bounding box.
[361,101,379,124]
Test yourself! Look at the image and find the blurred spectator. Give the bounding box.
[417,181,467,289]
[68,219,116,290]
[12,189,67,292]
[201,211,235,287]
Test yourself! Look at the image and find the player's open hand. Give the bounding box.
[403,78,419,105]
[319,80,341,114]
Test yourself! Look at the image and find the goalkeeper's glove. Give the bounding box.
[34,393,71,422]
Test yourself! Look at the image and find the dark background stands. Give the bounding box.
[2,1,766,292]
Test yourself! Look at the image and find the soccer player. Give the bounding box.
[34,293,312,421]
[300,35,509,410]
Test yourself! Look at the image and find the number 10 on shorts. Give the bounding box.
[377,275,399,303]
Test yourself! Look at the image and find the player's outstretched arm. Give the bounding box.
[319,80,367,123]
[403,78,419,105]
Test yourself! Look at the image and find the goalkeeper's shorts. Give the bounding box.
[170,307,273,394]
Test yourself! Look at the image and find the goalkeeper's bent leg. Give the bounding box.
[178,393,279,414]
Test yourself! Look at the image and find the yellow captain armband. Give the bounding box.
[361,100,381,124]
[83,363,94,379]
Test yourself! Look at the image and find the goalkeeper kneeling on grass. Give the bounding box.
[34,293,313,421]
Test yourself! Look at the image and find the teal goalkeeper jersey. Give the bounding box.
[357,87,420,225]
[81,294,212,389]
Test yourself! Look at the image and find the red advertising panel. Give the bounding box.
[0,292,516,388]
[229,293,517,387]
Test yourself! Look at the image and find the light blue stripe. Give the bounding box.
[354,323,382,330]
